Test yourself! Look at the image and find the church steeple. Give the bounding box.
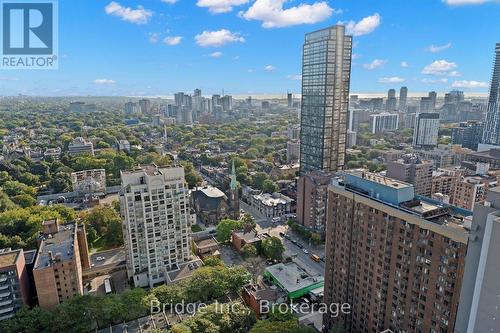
[230,160,237,191]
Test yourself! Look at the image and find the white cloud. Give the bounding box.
[0,77,18,81]
[400,61,409,68]
[148,32,160,44]
[378,77,405,83]
[421,60,457,75]
[94,79,116,85]
[427,42,452,53]
[363,59,386,70]
[240,0,334,28]
[443,0,498,5]
[448,70,461,77]
[247,69,254,73]
[421,78,449,84]
[210,51,223,57]
[105,2,153,24]
[195,29,245,47]
[451,80,489,88]
[352,53,361,60]
[264,65,277,71]
[340,13,381,36]
[163,36,182,45]
[287,74,302,80]
[197,0,249,13]
[161,0,178,4]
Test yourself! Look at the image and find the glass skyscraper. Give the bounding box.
[483,43,500,145]
[299,25,352,175]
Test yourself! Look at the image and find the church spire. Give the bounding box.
[230,160,237,191]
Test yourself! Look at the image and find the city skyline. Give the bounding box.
[0,0,499,96]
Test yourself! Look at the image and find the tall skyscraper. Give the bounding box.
[323,170,470,332]
[456,186,500,333]
[429,91,437,110]
[413,113,440,147]
[139,99,151,114]
[299,25,352,175]
[287,92,293,108]
[482,43,500,145]
[399,86,408,112]
[120,165,192,288]
[386,88,397,111]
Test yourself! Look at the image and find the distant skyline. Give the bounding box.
[0,0,499,96]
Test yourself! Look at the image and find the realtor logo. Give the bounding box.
[1,0,58,69]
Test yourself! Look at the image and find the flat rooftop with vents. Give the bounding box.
[263,262,324,300]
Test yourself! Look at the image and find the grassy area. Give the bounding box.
[191,224,203,232]
[90,236,111,253]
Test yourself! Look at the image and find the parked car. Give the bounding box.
[302,248,309,254]
[279,232,285,237]
[284,234,291,240]
[297,243,304,249]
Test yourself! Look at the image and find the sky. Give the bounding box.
[0,0,499,97]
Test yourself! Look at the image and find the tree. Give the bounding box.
[203,256,225,267]
[262,179,278,194]
[240,213,256,228]
[242,244,257,259]
[216,219,242,243]
[81,206,123,248]
[261,237,284,261]
[249,319,317,333]
[0,190,17,212]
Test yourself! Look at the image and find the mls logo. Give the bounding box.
[1,0,58,69]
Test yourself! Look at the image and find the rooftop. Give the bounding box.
[34,223,77,270]
[0,249,21,268]
[233,229,261,243]
[265,262,324,293]
[192,186,225,198]
[253,192,293,206]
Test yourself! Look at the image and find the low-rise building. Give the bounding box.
[250,192,293,218]
[192,236,220,259]
[242,283,286,317]
[191,186,230,226]
[231,229,268,253]
[263,262,324,300]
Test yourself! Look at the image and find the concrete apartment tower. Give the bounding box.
[299,25,352,175]
[323,171,470,333]
[482,43,500,146]
[120,165,192,288]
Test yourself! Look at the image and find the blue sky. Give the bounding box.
[1,0,499,96]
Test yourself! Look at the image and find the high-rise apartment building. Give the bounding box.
[33,219,89,309]
[323,170,470,333]
[0,248,31,321]
[120,165,192,288]
[369,112,399,134]
[139,99,151,114]
[453,176,487,211]
[482,43,500,145]
[68,137,94,156]
[296,170,331,232]
[387,154,433,197]
[386,89,397,111]
[413,113,440,148]
[287,92,293,108]
[451,121,484,151]
[299,25,352,175]
[456,186,500,333]
[399,86,408,112]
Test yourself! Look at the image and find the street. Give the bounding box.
[90,247,126,268]
[240,200,325,277]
